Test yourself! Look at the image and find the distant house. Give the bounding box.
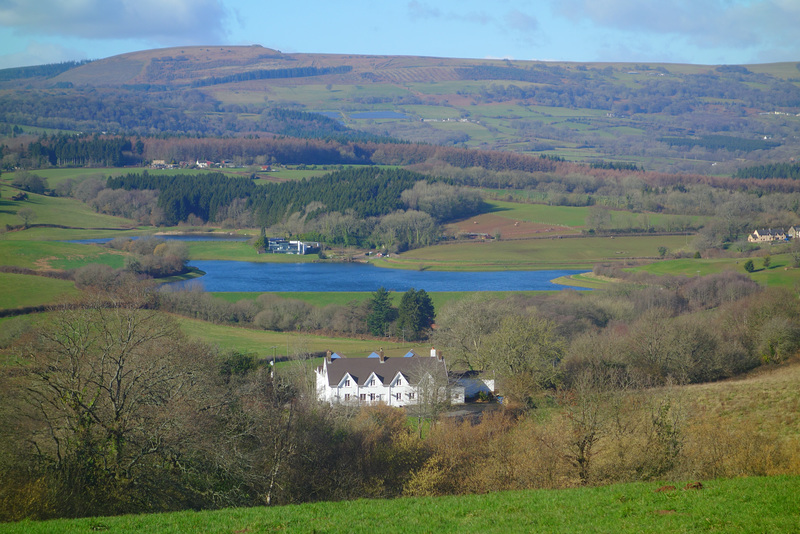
[748,228,787,243]
[315,348,466,407]
[788,227,800,239]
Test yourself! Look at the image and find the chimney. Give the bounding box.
[379,348,385,363]
[326,350,332,363]
[431,347,442,360]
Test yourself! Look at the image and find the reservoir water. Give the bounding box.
[169,260,589,293]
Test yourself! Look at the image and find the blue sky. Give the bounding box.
[0,0,798,69]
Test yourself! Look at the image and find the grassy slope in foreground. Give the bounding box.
[5,476,798,533]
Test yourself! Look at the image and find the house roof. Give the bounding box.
[754,228,786,235]
[321,354,446,387]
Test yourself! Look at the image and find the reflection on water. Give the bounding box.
[168,260,589,293]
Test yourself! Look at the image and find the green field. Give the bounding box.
[635,253,800,288]
[381,235,690,271]
[0,240,126,270]
[175,316,410,359]
[0,185,137,230]
[483,199,706,231]
[211,290,533,312]
[0,273,78,310]
[3,475,797,534]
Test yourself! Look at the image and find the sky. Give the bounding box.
[0,0,798,70]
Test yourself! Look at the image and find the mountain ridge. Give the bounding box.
[47,45,800,88]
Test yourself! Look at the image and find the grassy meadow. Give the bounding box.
[633,253,800,288]
[211,290,484,311]
[381,235,690,271]
[175,316,409,359]
[479,199,707,231]
[0,184,137,230]
[685,356,800,438]
[3,475,797,534]
[0,240,126,270]
[0,273,78,310]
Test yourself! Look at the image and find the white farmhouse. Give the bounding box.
[315,348,467,407]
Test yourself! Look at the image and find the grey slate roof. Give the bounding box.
[322,355,446,387]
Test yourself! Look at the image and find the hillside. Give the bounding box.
[2,46,799,172]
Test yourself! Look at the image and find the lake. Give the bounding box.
[169,261,589,292]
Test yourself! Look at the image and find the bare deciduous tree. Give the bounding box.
[9,287,219,515]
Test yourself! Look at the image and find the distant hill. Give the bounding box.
[46,45,800,88]
[1,45,799,172]
[48,45,479,87]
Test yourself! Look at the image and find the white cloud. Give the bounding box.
[505,10,538,32]
[554,0,800,53]
[407,1,491,25]
[0,0,230,44]
[408,1,539,38]
[0,40,85,69]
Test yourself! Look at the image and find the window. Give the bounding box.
[344,394,350,401]
[359,394,366,401]
[370,393,376,401]
[368,379,375,387]
[395,393,401,400]
[344,379,350,387]
[396,378,402,386]
[408,392,415,399]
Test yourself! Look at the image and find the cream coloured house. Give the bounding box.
[748,228,787,243]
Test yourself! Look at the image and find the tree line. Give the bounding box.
[24,133,138,167]
[659,135,779,153]
[190,66,353,88]
[735,162,800,180]
[0,59,92,82]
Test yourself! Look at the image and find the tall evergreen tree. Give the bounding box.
[367,287,396,337]
[397,288,435,341]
